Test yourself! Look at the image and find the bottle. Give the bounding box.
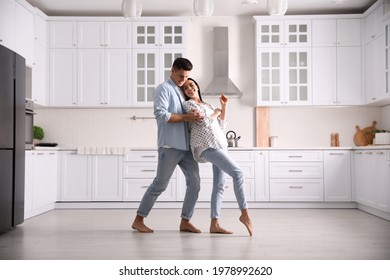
[330,133,336,147]
[335,133,340,147]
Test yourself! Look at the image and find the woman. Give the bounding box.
[181,78,253,236]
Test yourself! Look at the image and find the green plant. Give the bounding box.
[33,126,44,140]
[365,129,390,135]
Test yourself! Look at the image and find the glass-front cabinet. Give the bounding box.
[256,20,311,47]
[257,47,311,106]
[133,49,185,107]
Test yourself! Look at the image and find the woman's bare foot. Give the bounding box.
[132,215,154,233]
[239,209,253,236]
[180,219,201,233]
[210,218,233,234]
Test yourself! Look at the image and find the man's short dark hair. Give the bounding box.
[172,57,193,71]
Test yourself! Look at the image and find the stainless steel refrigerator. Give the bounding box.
[0,44,25,234]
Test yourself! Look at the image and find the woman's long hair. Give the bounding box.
[181,77,204,102]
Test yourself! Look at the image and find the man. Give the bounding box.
[132,58,203,233]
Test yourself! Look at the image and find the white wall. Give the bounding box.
[35,16,384,148]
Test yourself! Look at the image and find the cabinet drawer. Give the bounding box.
[270,179,324,201]
[123,162,177,179]
[123,179,176,201]
[270,151,323,162]
[197,178,255,202]
[199,162,256,179]
[228,150,255,161]
[124,151,158,162]
[269,162,323,178]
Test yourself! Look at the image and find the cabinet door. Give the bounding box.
[284,20,311,47]
[78,49,105,106]
[284,48,311,105]
[105,49,131,106]
[49,49,78,106]
[256,20,284,47]
[337,46,362,105]
[256,48,284,105]
[312,47,337,105]
[32,152,58,209]
[133,22,159,48]
[105,22,132,48]
[312,19,336,47]
[365,36,386,103]
[15,2,34,66]
[24,151,33,214]
[0,0,15,50]
[376,151,389,212]
[355,151,376,207]
[78,22,104,48]
[91,156,123,201]
[49,21,77,48]
[365,4,384,44]
[160,22,186,48]
[32,43,47,106]
[324,151,352,202]
[133,50,159,106]
[255,151,269,201]
[60,153,91,201]
[34,13,46,47]
[160,49,185,81]
[337,19,361,47]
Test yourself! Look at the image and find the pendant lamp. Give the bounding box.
[267,0,288,16]
[122,0,142,19]
[193,0,214,17]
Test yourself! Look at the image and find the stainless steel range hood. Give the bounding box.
[203,27,243,98]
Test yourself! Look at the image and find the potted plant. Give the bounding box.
[33,125,44,144]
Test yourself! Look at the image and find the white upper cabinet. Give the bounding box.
[312,18,361,47]
[15,1,35,66]
[312,18,362,105]
[133,21,187,49]
[77,21,132,48]
[49,21,78,48]
[385,17,390,97]
[366,35,386,103]
[0,0,16,50]
[34,12,47,47]
[365,3,384,44]
[256,19,311,47]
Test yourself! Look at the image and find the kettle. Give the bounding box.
[226,130,241,147]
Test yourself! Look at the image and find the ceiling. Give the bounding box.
[25,0,378,17]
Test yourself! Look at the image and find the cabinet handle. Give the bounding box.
[142,155,156,158]
[289,169,303,173]
[289,186,303,189]
[224,185,231,189]
[365,152,373,154]
[371,35,375,39]
[377,152,384,155]
[288,155,303,158]
[37,153,44,155]
[49,153,56,155]
[141,186,149,188]
[142,169,156,172]
[329,153,344,156]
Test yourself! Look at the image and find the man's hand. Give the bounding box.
[185,110,204,122]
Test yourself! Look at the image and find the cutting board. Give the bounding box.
[353,121,377,146]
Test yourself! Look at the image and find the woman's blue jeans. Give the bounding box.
[137,147,200,220]
[201,148,248,219]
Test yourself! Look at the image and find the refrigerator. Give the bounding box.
[0,44,26,234]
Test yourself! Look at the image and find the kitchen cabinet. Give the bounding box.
[123,150,177,201]
[384,16,390,98]
[312,18,362,105]
[133,49,184,106]
[15,0,34,66]
[60,152,123,201]
[256,47,311,106]
[354,150,390,212]
[0,0,16,50]
[365,3,384,44]
[269,150,324,202]
[77,21,132,48]
[323,150,352,202]
[133,21,186,49]
[254,151,269,201]
[49,21,77,48]
[32,12,47,106]
[365,35,386,103]
[255,19,311,48]
[192,151,256,202]
[25,150,58,219]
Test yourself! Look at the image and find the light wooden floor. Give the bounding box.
[0,208,390,260]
